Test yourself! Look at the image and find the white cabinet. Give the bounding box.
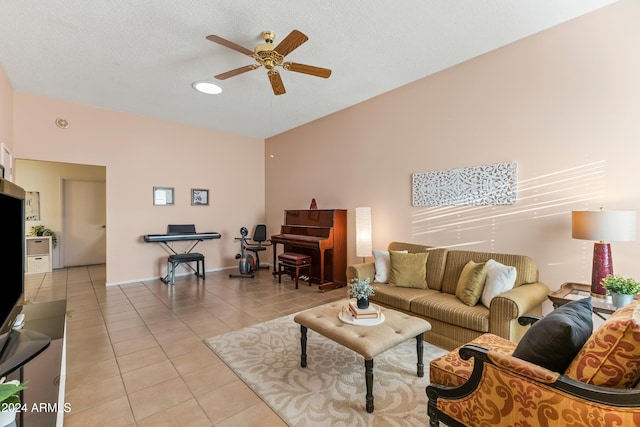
[26,236,52,274]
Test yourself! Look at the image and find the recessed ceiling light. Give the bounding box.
[192,81,223,95]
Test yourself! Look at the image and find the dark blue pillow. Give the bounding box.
[512,298,593,373]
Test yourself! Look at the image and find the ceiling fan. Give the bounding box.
[206,30,332,95]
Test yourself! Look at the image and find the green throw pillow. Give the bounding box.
[389,251,429,289]
[455,260,488,306]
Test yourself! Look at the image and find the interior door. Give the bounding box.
[63,179,106,266]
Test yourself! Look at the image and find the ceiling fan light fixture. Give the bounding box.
[192,81,223,95]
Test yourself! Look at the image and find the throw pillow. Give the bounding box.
[372,249,407,283]
[455,261,488,306]
[389,251,428,289]
[565,300,640,388]
[480,259,517,308]
[512,297,593,373]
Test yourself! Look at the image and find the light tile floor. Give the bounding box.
[24,264,345,426]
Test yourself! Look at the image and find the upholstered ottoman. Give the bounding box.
[293,299,432,413]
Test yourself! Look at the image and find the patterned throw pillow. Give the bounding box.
[565,300,640,388]
[513,297,593,373]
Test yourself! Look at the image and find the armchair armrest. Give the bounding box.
[427,344,640,427]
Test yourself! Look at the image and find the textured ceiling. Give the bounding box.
[0,1,617,139]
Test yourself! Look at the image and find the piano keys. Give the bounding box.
[271,209,347,290]
[143,232,221,243]
[143,226,221,255]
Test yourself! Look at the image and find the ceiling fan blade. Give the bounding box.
[274,30,308,57]
[215,64,260,80]
[267,69,286,95]
[283,62,332,78]
[206,35,254,56]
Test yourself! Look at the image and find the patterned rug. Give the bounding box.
[204,312,448,426]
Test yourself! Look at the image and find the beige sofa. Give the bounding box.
[346,242,549,350]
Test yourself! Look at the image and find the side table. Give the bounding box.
[548,282,639,320]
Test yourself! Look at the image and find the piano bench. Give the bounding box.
[167,253,205,285]
[277,253,312,289]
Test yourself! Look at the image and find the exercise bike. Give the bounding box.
[229,227,256,278]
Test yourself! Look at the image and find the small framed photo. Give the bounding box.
[153,187,174,206]
[191,188,209,206]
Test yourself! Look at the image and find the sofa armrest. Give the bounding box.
[427,344,640,427]
[346,262,375,283]
[489,282,549,338]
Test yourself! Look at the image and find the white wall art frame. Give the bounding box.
[0,143,13,181]
[412,162,518,207]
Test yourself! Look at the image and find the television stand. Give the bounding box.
[0,328,50,377]
[3,300,66,427]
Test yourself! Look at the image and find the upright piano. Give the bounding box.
[271,209,347,290]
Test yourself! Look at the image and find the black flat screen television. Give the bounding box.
[0,177,25,352]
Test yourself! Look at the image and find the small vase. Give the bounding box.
[611,292,634,309]
[357,297,369,309]
[0,408,17,426]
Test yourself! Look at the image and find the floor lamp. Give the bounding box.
[355,207,372,263]
[571,209,637,297]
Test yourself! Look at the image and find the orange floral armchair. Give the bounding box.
[426,301,640,427]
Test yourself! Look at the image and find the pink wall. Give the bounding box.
[12,94,265,284]
[265,0,640,299]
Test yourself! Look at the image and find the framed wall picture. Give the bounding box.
[153,187,174,205]
[191,188,209,206]
[25,191,41,221]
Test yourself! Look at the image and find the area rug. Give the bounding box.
[204,312,449,426]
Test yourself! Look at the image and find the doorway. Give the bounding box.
[15,159,106,268]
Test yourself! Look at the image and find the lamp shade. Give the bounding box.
[571,210,637,242]
[355,207,372,258]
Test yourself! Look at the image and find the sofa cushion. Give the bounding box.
[565,300,640,388]
[370,284,439,312]
[441,250,538,295]
[480,259,517,308]
[411,293,489,333]
[455,261,487,306]
[372,249,407,283]
[389,251,428,289]
[512,298,592,373]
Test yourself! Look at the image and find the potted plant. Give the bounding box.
[348,277,376,309]
[29,225,58,249]
[0,377,26,425]
[601,274,640,309]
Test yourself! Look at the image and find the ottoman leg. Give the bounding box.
[416,334,424,377]
[365,359,374,413]
[300,325,307,368]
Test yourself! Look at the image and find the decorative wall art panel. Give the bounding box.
[412,162,518,206]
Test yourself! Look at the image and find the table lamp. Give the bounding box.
[355,207,372,263]
[571,209,637,296]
